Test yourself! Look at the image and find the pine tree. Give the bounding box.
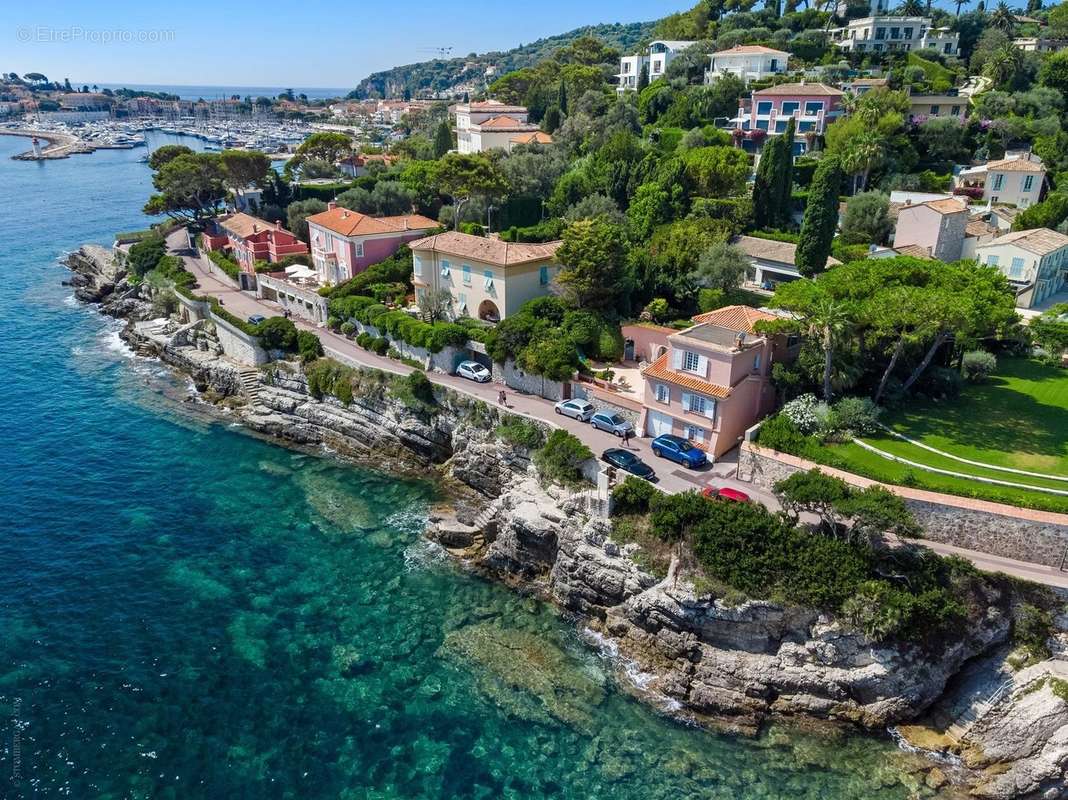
[557,78,568,115]
[796,155,843,278]
[636,63,650,93]
[433,119,453,158]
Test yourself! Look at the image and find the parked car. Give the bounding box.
[455,360,491,383]
[601,448,656,481]
[701,486,751,503]
[247,314,266,326]
[590,411,634,437]
[650,434,708,469]
[554,399,595,421]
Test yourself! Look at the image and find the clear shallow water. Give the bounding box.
[0,134,940,799]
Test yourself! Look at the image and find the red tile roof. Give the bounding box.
[407,231,562,266]
[306,208,439,238]
[753,82,843,96]
[220,212,278,239]
[510,131,554,145]
[641,354,731,399]
[712,44,789,56]
[690,304,777,333]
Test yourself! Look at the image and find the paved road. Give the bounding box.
[168,232,1068,590]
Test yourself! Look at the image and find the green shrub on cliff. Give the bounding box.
[297,330,323,363]
[127,234,167,278]
[496,417,545,450]
[255,317,299,352]
[534,430,593,486]
[611,476,660,514]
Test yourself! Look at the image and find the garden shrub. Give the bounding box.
[1015,604,1054,660]
[326,316,341,331]
[828,396,881,438]
[780,393,822,435]
[297,330,323,363]
[754,414,830,462]
[126,234,167,278]
[371,337,389,355]
[918,366,963,400]
[340,321,356,336]
[396,370,437,414]
[962,350,997,383]
[533,430,593,486]
[206,249,241,282]
[611,476,661,515]
[495,417,545,450]
[255,317,299,352]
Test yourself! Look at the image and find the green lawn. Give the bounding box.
[820,358,1068,513]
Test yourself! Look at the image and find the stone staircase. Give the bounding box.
[237,367,262,409]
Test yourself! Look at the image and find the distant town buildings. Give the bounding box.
[617,40,698,92]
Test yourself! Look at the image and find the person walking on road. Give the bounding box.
[497,390,507,407]
[622,427,631,448]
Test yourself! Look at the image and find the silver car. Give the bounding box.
[455,360,491,383]
[554,398,595,421]
[590,411,634,437]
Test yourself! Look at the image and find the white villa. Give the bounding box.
[618,40,697,92]
[956,153,1047,209]
[830,16,959,55]
[976,228,1068,309]
[453,100,536,153]
[705,45,790,84]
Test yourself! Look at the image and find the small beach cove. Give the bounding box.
[0,132,963,799]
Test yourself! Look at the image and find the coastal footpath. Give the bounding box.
[64,243,1068,799]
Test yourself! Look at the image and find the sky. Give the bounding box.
[2,0,694,90]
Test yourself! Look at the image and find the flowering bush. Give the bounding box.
[780,393,822,435]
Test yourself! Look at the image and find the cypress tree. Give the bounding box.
[773,117,797,228]
[796,155,843,278]
[542,105,562,134]
[557,78,568,115]
[636,63,650,93]
[433,119,453,158]
[751,136,782,231]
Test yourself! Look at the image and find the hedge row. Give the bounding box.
[206,250,241,282]
[328,294,467,353]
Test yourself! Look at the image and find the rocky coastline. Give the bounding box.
[63,243,1068,799]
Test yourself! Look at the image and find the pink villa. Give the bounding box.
[731,82,844,156]
[204,212,309,274]
[305,203,439,285]
[639,306,798,461]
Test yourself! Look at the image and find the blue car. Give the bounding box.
[650,434,708,469]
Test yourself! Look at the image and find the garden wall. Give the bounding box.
[211,314,271,366]
[350,320,463,374]
[493,359,567,402]
[739,442,1068,570]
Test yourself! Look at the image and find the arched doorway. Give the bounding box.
[478,299,500,324]
[653,344,667,360]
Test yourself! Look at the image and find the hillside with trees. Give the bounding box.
[347,21,656,99]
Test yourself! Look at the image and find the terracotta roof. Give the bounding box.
[965,220,998,238]
[753,82,843,96]
[306,207,439,238]
[509,131,553,145]
[407,231,562,266]
[985,157,1046,173]
[220,212,276,239]
[985,228,1068,256]
[690,304,777,333]
[641,354,731,399]
[893,244,932,259]
[468,100,527,111]
[918,198,968,215]
[712,45,789,56]
[847,78,889,86]
[474,115,539,131]
[733,235,842,269]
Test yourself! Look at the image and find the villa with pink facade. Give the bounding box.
[210,212,308,274]
[731,82,844,155]
[305,203,439,285]
[639,306,798,460]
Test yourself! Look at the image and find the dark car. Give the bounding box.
[601,448,656,481]
[247,314,266,326]
[650,434,708,468]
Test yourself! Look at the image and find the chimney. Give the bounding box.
[252,223,259,233]
[404,217,409,231]
[275,220,283,229]
[342,211,349,218]
[327,201,337,210]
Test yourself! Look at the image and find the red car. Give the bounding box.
[701,486,751,503]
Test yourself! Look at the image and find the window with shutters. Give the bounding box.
[1010,257,1025,279]
[462,264,471,285]
[655,383,669,404]
[484,270,494,291]
[413,256,422,277]
[355,241,364,258]
[685,425,705,442]
[440,259,451,277]
[683,351,700,372]
[687,394,707,414]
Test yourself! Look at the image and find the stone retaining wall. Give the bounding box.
[740,443,1068,570]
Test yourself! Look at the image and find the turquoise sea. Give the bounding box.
[0,133,941,799]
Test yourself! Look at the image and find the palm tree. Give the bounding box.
[842,133,885,194]
[990,1,1016,32]
[954,0,972,15]
[897,0,925,14]
[812,298,852,402]
[982,43,1023,86]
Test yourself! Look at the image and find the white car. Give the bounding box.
[554,398,595,421]
[455,360,491,383]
